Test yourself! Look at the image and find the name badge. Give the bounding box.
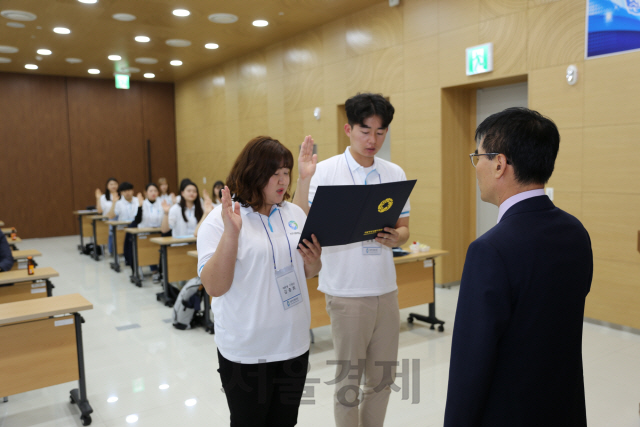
[362,239,382,255]
[275,264,302,310]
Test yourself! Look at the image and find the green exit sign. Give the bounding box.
[466,43,493,76]
[115,73,130,89]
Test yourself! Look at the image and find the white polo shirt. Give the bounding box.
[309,147,411,297]
[100,194,114,214]
[197,201,311,364]
[138,199,163,228]
[168,203,198,237]
[114,197,139,222]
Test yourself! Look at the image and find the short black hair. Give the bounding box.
[146,183,159,192]
[345,93,395,128]
[118,182,134,192]
[476,107,560,185]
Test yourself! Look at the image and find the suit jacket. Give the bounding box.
[444,195,593,427]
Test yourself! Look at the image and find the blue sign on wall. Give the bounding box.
[587,0,640,57]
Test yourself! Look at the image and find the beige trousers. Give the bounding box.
[325,290,400,427]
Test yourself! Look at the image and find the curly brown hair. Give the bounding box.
[226,136,294,211]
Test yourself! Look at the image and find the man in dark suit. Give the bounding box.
[444,107,593,427]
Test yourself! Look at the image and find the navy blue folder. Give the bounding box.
[299,180,416,247]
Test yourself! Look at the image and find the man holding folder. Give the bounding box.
[294,93,410,427]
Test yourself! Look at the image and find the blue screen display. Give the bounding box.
[587,0,640,57]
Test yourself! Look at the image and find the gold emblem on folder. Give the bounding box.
[378,198,393,213]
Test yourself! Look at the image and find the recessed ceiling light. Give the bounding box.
[205,43,219,50]
[66,58,82,63]
[208,13,238,24]
[112,13,136,21]
[135,57,158,64]
[172,9,190,17]
[37,49,51,55]
[144,73,155,78]
[107,396,118,403]
[170,60,182,66]
[158,384,170,390]
[0,57,11,63]
[78,0,98,3]
[25,64,38,70]
[7,22,25,28]
[185,398,197,407]
[0,10,37,21]
[53,27,71,34]
[0,45,19,53]
[252,20,268,27]
[135,35,150,43]
[108,55,121,61]
[88,68,100,74]
[125,414,138,424]
[166,39,191,47]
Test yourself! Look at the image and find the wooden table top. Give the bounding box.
[106,220,131,226]
[0,293,92,326]
[7,237,22,244]
[125,227,162,234]
[186,248,448,264]
[88,215,108,221]
[11,250,42,260]
[2,228,11,235]
[0,267,59,285]
[72,210,98,215]
[150,236,197,245]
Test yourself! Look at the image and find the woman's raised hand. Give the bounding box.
[221,186,242,235]
[136,193,144,205]
[298,135,317,181]
[161,199,171,213]
[95,188,102,199]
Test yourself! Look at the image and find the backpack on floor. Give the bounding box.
[172,277,203,330]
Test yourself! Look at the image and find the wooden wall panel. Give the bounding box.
[174,0,640,328]
[141,82,178,190]
[67,78,146,210]
[0,72,75,238]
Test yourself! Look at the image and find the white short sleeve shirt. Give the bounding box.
[100,194,113,214]
[168,203,198,237]
[197,201,311,364]
[308,147,411,297]
[138,199,163,228]
[114,197,140,222]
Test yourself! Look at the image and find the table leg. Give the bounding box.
[77,215,85,254]
[70,313,93,426]
[92,220,100,261]
[130,234,142,287]
[407,258,445,332]
[156,245,173,307]
[109,226,121,272]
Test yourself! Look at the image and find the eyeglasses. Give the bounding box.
[469,152,500,167]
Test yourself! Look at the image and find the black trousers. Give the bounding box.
[217,349,310,427]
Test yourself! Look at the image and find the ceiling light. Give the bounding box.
[37,49,51,55]
[25,64,38,70]
[0,46,19,53]
[135,35,150,43]
[0,10,37,21]
[112,13,136,21]
[7,22,25,28]
[88,68,100,74]
[144,73,155,78]
[252,20,268,27]
[78,0,98,3]
[135,57,158,64]
[208,13,238,24]
[0,57,11,63]
[125,414,138,424]
[53,27,71,34]
[107,396,118,403]
[166,39,191,47]
[159,384,170,390]
[185,398,197,407]
[172,9,190,17]
[170,60,182,66]
[108,55,121,61]
[66,58,82,63]
[205,43,219,49]
[119,66,139,73]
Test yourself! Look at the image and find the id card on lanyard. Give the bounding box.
[259,209,303,311]
[345,151,383,256]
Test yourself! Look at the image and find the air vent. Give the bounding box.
[135,57,158,64]
[166,39,191,47]
[208,13,238,24]
[112,13,136,22]
[0,45,19,53]
[1,10,37,21]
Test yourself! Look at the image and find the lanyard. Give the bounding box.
[344,152,381,185]
[258,208,293,271]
